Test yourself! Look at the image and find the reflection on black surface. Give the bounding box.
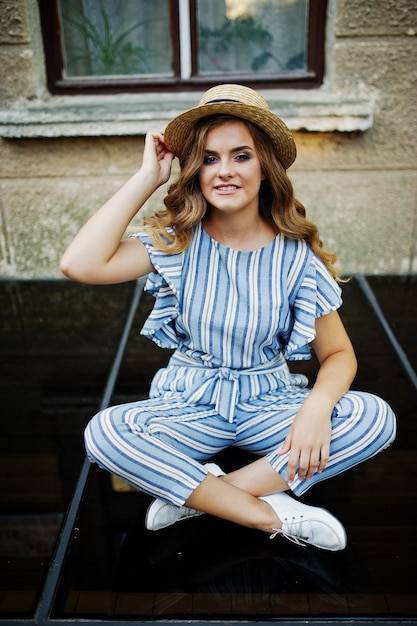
[367,275,417,373]
[116,512,368,598]
[0,280,135,618]
[51,467,371,619]
[51,443,417,619]
[1,277,417,620]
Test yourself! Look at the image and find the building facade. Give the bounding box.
[0,0,416,278]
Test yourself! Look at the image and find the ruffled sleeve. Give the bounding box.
[283,248,342,361]
[131,230,184,349]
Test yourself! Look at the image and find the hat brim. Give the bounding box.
[164,102,296,170]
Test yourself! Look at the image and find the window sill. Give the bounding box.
[0,91,374,138]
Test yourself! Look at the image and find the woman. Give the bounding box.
[60,84,396,551]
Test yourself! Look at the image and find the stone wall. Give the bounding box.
[0,0,416,278]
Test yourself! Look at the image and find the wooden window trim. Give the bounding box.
[38,0,327,95]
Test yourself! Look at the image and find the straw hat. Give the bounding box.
[164,84,296,169]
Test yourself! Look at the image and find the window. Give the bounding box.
[38,0,327,94]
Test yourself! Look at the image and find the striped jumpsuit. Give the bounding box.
[84,223,396,506]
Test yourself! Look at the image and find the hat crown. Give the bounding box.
[164,83,296,169]
[199,84,270,112]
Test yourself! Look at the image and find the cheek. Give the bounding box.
[257,163,266,181]
[198,169,210,190]
[198,172,210,198]
[247,161,265,182]
[251,167,265,185]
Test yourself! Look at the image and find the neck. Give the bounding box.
[202,213,278,251]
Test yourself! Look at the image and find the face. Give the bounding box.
[198,120,265,217]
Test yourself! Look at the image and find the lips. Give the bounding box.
[215,185,239,192]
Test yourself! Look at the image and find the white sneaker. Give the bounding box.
[260,491,347,551]
[145,462,225,531]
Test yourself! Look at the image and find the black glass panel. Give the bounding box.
[366,274,417,373]
[0,280,135,619]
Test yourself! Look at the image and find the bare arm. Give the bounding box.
[280,310,358,482]
[60,132,174,284]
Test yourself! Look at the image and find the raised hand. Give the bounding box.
[142,131,175,187]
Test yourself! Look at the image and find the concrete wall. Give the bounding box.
[0,0,416,278]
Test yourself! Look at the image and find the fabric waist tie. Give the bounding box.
[170,351,288,423]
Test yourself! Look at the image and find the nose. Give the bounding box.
[218,157,234,178]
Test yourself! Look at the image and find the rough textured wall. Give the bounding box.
[0,0,416,278]
[290,0,417,274]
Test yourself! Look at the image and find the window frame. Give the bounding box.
[38,0,327,95]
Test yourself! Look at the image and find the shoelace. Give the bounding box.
[179,505,203,520]
[270,515,309,547]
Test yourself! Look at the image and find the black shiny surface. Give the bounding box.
[0,276,416,622]
[0,280,136,618]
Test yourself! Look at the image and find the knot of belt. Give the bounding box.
[182,365,241,423]
[173,352,287,423]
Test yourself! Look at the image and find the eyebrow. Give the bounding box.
[204,145,254,155]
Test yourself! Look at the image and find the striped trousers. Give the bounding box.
[84,385,396,507]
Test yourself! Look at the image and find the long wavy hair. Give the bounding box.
[143,114,341,281]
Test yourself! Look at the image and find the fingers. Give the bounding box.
[142,132,174,185]
[298,457,320,480]
[146,132,174,159]
[287,446,329,482]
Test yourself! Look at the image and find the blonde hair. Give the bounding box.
[144,115,342,281]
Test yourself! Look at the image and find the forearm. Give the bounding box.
[307,347,357,415]
[60,168,159,281]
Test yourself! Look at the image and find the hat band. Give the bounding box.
[206,98,240,104]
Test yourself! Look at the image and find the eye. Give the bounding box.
[234,152,250,161]
[202,155,217,165]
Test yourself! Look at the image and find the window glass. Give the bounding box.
[39,0,325,93]
[197,0,308,76]
[59,0,172,78]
